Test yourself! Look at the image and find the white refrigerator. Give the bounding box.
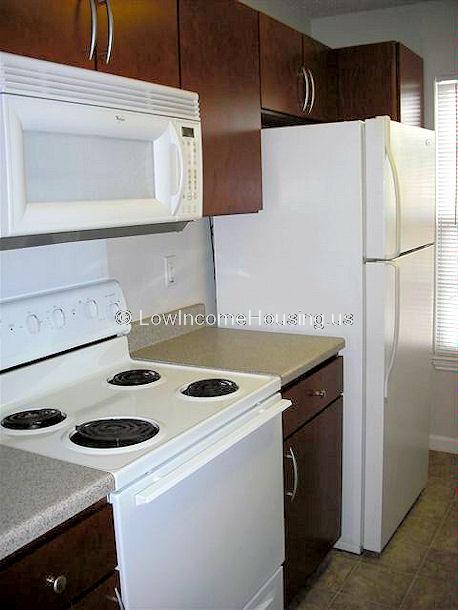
[213,117,435,554]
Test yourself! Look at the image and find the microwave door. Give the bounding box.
[0,95,200,237]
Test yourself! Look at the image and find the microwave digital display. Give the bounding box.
[181,127,195,138]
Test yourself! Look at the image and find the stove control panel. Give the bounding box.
[0,280,130,370]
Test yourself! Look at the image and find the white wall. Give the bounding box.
[312,0,455,449]
[311,0,454,129]
[241,0,311,32]
[0,220,216,319]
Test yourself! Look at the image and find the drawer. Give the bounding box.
[0,504,117,610]
[282,357,343,438]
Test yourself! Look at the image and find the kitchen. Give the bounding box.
[0,1,455,609]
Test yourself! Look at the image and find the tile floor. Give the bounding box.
[289,451,456,609]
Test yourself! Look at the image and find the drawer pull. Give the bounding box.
[308,389,327,398]
[45,574,67,594]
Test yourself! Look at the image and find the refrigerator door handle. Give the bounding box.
[385,138,402,259]
[384,262,401,398]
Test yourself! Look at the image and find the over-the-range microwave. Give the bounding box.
[0,52,203,238]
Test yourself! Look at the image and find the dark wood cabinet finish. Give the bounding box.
[0,1,95,69]
[337,41,424,127]
[180,0,262,216]
[96,0,180,87]
[259,14,304,118]
[398,43,424,128]
[302,35,337,122]
[283,397,343,604]
[0,503,117,610]
[72,572,121,610]
[282,357,343,438]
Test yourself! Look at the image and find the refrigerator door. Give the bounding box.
[214,121,365,554]
[365,117,435,260]
[364,245,433,552]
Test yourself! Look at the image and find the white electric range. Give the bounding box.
[0,280,288,610]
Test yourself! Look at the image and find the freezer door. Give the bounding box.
[364,246,433,552]
[365,117,435,259]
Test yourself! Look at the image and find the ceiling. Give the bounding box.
[303,0,423,18]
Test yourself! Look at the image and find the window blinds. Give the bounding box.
[434,79,457,369]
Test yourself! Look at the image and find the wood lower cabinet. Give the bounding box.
[282,358,343,605]
[96,0,179,87]
[0,1,95,69]
[0,501,119,610]
[180,0,262,216]
[337,41,424,127]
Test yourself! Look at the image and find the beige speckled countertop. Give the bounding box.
[133,327,345,386]
[0,446,114,561]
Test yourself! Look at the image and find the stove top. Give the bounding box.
[108,369,161,387]
[1,408,67,431]
[181,378,239,398]
[71,417,160,449]
[0,337,280,489]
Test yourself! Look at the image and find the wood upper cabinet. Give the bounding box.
[337,41,424,127]
[259,14,304,118]
[302,35,337,122]
[0,1,96,69]
[180,0,262,216]
[96,0,180,87]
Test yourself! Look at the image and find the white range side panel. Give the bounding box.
[364,246,433,552]
[214,121,365,553]
[365,117,435,259]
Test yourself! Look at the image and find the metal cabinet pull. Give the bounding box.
[88,0,97,60]
[301,66,309,113]
[308,389,327,398]
[98,0,114,63]
[45,574,67,594]
[307,68,315,113]
[285,447,299,501]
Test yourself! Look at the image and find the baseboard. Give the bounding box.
[429,434,456,454]
[333,538,362,555]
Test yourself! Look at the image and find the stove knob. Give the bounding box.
[26,314,40,334]
[85,299,99,319]
[52,308,66,329]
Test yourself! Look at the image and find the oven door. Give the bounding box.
[111,396,288,610]
[0,95,202,237]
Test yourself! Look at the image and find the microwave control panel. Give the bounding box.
[180,125,201,217]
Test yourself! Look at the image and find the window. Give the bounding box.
[434,79,457,369]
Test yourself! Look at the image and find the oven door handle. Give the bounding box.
[135,398,291,506]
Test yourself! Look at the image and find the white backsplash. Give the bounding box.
[0,220,216,319]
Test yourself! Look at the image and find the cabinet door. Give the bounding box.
[259,14,304,118]
[337,42,398,122]
[0,1,95,69]
[283,398,343,604]
[72,573,121,609]
[180,0,262,216]
[398,44,424,127]
[302,35,337,122]
[96,0,179,87]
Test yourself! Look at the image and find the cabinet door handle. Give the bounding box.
[285,447,299,501]
[88,0,97,60]
[98,0,114,63]
[301,66,309,113]
[307,68,315,113]
[308,389,327,398]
